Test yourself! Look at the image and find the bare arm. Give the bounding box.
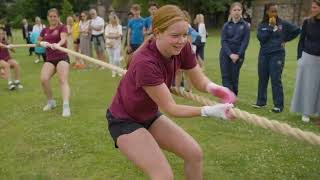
[57,32,68,46]
[36,36,43,46]
[0,42,6,48]
[105,33,121,39]
[185,64,211,92]
[143,83,202,117]
[127,28,131,46]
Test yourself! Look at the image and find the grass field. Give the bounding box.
[0,29,320,180]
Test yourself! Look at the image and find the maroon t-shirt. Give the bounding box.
[0,40,10,61]
[40,25,68,61]
[109,39,197,123]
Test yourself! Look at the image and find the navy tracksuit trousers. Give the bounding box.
[256,51,285,110]
[220,52,244,96]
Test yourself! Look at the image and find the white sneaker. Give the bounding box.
[34,59,40,63]
[302,115,310,123]
[8,82,16,90]
[14,81,23,89]
[62,104,71,117]
[112,71,116,77]
[43,100,56,111]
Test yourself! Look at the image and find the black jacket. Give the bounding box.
[21,24,33,39]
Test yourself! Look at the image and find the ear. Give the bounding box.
[153,28,160,39]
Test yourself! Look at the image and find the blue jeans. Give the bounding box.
[256,51,285,109]
[219,52,244,96]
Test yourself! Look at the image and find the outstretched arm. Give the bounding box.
[185,65,236,104]
[143,83,234,119]
[144,83,202,117]
[184,64,210,92]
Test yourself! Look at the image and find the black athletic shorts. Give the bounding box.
[106,109,162,148]
[46,56,70,67]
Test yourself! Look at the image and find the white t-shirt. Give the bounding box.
[198,23,206,43]
[104,24,122,48]
[32,24,46,33]
[90,16,105,35]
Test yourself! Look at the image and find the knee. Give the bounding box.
[186,144,203,163]
[58,77,68,85]
[3,63,10,69]
[150,169,174,180]
[12,63,20,69]
[40,76,50,84]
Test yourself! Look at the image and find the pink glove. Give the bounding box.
[206,82,236,104]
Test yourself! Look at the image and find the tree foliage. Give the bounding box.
[2,0,254,27]
[112,0,253,26]
[61,0,74,23]
[1,0,92,27]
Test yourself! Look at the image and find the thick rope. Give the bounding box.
[13,44,320,146]
[9,44,36,48]
[170,87,320,145]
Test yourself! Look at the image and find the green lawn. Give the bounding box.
[0,29,320,180]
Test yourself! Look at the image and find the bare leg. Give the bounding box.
[8,59,20,80]
[117,128,174,180]
[56,61,70,103]
[149,116,203,180]
[40,62,56,100]
[0,60,11,80]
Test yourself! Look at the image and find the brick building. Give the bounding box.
[251,0,313,27]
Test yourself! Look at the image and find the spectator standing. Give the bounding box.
[89,9,107,65]
[291,0,320,123]
[21,18,34,56]
[127,4,145,53]
[79,11,92,62]
[219,2,250,96]
[105,13,122,77]
[252,2,300,113]
[32,16,46,63]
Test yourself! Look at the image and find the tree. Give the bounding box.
[61,0,74,22]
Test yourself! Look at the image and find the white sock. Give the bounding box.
[63,101,69,106]
[14,80,20,83]
[48,99,55,104]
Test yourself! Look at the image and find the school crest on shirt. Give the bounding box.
[239,25,244,30]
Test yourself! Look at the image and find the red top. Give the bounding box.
[0,39,10,61]
[109,39,197,123]
[40,25,68,61]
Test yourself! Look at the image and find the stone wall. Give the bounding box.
[251,0,312,28]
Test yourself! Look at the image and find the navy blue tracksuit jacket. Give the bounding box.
[256,18,300,110]
[220,19,250,95]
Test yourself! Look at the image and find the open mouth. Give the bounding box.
[173,45,183,51]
